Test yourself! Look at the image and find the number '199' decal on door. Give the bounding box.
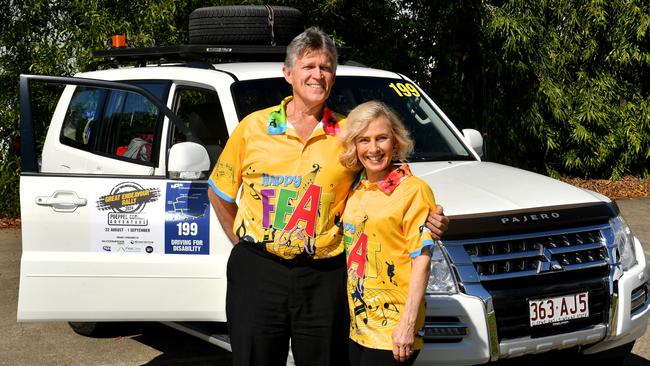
[164,182,210,255]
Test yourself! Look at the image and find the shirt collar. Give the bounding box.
[355,163,413,194]
[267,96,340,136]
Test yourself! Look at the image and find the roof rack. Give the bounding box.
[90,44,351,70]
[90,44,288,70]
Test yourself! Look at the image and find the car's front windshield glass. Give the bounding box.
[231,76,474,161]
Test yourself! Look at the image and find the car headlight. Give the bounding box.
[610,215,637,271]
[427,242,458,294]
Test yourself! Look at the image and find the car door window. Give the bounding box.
[172,87,228,169]
[60,87,107,151]
[59,81,169,165]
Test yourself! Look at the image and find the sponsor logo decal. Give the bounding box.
[97,182,160,227]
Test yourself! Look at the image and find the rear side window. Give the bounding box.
[59,81,169,164]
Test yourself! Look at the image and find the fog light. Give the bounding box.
[420,322,469,341]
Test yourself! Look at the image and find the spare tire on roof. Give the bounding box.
[189,5,303,45]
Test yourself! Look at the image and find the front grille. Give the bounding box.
[465,230,607,280]
[444,224,613,341]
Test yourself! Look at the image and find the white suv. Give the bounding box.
[17,42,649,364]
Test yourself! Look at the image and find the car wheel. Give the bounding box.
[189,5,303,45]
[68,321,101,337]
[581,341,635,365]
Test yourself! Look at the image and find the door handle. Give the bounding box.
[36,191,88,213]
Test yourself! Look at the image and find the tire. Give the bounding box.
[68,321,101,337]
[189,5,303,45]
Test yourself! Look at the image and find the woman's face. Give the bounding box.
[282,50,335,109]
[355,116,395,182]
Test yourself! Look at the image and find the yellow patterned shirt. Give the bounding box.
[342,164,435,350]
[208,96,357,259]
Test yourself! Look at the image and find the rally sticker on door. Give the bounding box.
[93,181,164,254]
[164,182,210,255]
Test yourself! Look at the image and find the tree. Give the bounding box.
[0,0,244,218]
[1,0,649,218]
[482,0,650,178]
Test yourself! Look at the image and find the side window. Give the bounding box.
[103,90,159,162]
[59,82,169,164]
[231,78,290,119]
[173,88,228,169]
[60,87,107,151]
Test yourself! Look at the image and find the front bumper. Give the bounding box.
[416,294,491,365]
[583,237,650,354]
[416,237,650,365]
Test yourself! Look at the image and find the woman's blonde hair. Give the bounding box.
[339,100,414,170]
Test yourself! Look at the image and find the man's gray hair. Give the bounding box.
[285,27,338,71]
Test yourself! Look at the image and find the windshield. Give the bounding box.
[231,76,474,161]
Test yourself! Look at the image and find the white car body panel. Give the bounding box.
[18,175,230,321]
[409,162,603,215]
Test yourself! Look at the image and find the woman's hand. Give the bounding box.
[391,250,431,362]
[392,315,416,362]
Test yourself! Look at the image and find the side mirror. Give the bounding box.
[168,142,210,179]
[462,129,484,158]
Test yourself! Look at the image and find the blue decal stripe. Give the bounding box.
[208,179,236,203]
[410,239,435,258]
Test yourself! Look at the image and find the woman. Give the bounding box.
[339,100,435,365]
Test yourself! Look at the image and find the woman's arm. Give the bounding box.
[392,247,432,362]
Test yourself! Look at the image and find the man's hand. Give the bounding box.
[426,204,449,240]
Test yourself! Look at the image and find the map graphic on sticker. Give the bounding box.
[169,192,209,218]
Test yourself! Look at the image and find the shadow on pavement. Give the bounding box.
[133,323,231,365]
[74,322,231,365]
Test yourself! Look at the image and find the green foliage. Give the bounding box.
[481,0,650,178]
[0,0,219,218]
[1,0,649,219]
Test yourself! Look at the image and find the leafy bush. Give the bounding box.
[481,0,650,178]
[1,0,649,220]
[0,155,20,219]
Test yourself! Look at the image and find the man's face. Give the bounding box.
[283,50,335,109]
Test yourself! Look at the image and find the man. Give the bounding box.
[208,27,448,366]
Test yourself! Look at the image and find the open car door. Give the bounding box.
[17,75,229,322]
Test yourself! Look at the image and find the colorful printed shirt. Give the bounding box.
[208,96,357,260]
[342,164,435,350]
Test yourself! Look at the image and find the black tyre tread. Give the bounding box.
[188,5,303,45]
[189,6,301,20]
[68,321,101,337]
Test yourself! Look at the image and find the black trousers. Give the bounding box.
[226,242,349,366]
[348,340,420,366]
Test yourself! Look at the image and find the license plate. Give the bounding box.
[529,292,589,326]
